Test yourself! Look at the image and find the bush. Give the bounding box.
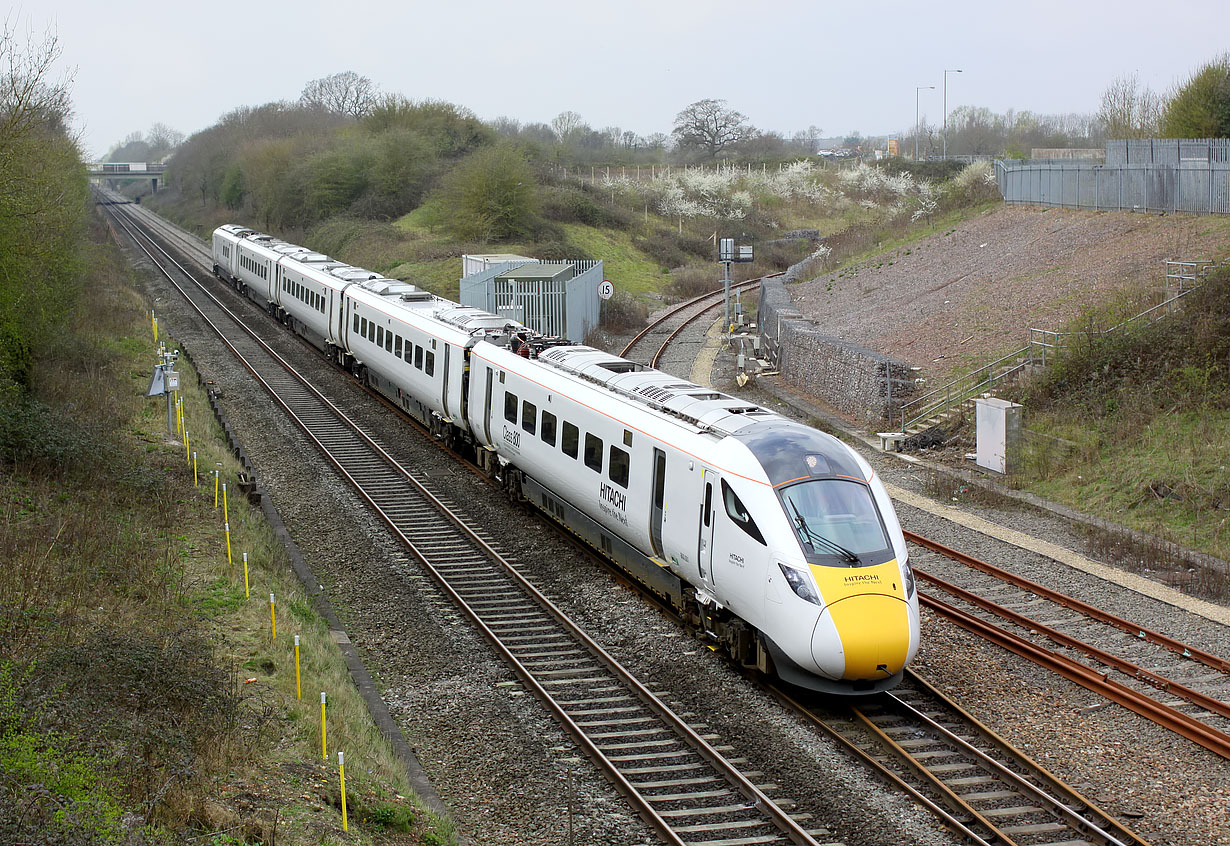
[433,144,539,242]
[599,293,648,332]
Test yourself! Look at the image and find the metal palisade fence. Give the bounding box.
[997,139,1230,215]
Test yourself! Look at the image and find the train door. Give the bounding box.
[440,346,451,419]
[697,467,718,590]
[649,448,666,559]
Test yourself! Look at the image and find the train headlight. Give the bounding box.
[903,561,916,599]
[778,563,821,606]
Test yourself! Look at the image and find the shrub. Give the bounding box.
[599,293,648,332]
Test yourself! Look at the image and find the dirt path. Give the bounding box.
[789,205,1230,383]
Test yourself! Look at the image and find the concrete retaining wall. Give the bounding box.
[758,262,914,425]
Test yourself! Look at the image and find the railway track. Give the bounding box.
[99,196,835,846]
[111,199,1184,845]
[619,276,768,368]
[907,533,1230,761]
[775,672,1148,846]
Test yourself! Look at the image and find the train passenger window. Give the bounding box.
[377,327,384,348]
[414,346,423,370]
[703,482,712,527]
[425,351,435,376]
[521,401,536,435]
[395,336,402,357]
[721,479,765,545]
[504,392,518,423]
[384,330,392,353]
[541,411,557,446]
[561,422,579,458]
[360,317,368,337]
[353,314,360,333]
[608,446,629,488]
[584,434,603,473]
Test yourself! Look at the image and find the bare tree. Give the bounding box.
[0,19,75,145]
[1097,73,1163,139]
[672,99,751,159]
[550,110,586,143]
[147,121,183,151]
[299,71,377,119]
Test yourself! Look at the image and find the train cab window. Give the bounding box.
[521,401,536,435]
[584,433,603,473]
[425,351,435,376]
[504,391,518,423]
[721,479,765,545]
[414,346,423,370]
[561,421,579,459]
[541,411,557,446]
[395,336,402,357]
[608,446,629,488]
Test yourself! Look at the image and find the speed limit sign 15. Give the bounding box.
[598,280,614,300]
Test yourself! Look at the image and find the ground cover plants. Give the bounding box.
[1006,268,1230,564]
[0,220,453,845]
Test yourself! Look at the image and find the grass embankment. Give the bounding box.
[1007,270,1230,573]
[0,219,452,845]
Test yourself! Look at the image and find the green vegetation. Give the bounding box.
[1007,270,1230,561]
[1161,52,1230,139]
[1,223,454,844]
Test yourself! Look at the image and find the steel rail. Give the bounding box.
[917,567,1230,722]
[918,590,1230,760]
[103,199,822,846]
[863,686,1135,846]
[619,277,770,361]
[766,686,994,846]
[905,530,1230,674]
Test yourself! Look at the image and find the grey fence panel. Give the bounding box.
[1001,153,1230,215]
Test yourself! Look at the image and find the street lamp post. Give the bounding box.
[915,86,935,161]
[943,69,963,159]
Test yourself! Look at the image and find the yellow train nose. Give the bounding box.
[814,593,911,680]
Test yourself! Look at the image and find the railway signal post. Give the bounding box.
[718,237,754,334]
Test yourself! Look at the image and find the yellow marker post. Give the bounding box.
[184,429,191,465]
[269,593,276,640]
[192,452,198,486]
[214,469,220,508]
[222,483,229,524]
[320,692,328,759]
[242,552,250,598]
[294,635,301,700]
[153,315,158,343]
[224,521,233,567]
[338,751,348,832]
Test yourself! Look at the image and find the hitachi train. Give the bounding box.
[212,223,920,693]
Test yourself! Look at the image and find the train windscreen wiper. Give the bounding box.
[788,500,860,564]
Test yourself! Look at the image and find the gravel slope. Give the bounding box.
[789,205,1230,381]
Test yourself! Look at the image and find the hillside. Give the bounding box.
[788,206,1230,382]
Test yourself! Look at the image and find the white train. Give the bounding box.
[213,224,920,693]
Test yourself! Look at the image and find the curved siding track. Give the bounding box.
[620,277,769,368]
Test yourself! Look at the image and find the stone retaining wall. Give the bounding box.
[758,261,914,425]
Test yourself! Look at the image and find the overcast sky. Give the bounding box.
[23,0,1230,159]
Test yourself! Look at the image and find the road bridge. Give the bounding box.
[89,162,167,192]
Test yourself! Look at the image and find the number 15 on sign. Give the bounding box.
[598,280,614,300]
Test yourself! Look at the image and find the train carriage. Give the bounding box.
[212,223,920,694]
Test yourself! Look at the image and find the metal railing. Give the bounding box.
[896,259,1226,434]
